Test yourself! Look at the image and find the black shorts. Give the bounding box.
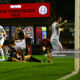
[43,47,50,54]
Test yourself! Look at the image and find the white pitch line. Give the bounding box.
[56,50,80,80]
[57,71,78,80]
[57,57,79,80]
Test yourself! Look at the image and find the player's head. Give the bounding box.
[56,17,63,23]
[16,26,21,32]
[17,30,24,40]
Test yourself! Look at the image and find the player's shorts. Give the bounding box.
[43,47,50,54]
[8,53,21,61]
[50,39,63,50]
[0,37,4,46]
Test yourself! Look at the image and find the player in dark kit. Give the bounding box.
[8,39,42,62]
[41,35,52,63]
[8,31,42,62]
[8,39,23,62]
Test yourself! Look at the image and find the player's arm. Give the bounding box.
[15,40,21,42]
[12,57,24,62]
[3,30,6,35]
[0,30,6,35]
[58,20,67,27]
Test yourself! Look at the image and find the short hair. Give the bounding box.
[17,30,24,40]
[56,17,63,21]
[9,38,15,45]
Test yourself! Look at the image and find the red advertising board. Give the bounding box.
[0,3,50,18]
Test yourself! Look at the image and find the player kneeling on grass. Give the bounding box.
[41,35,52,63]
[8,39,42,62]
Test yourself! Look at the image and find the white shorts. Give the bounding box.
[50,39,63,50]
[0,37,4,46]
[15,39,26,50]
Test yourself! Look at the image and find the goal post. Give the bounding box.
[57,0,80,80]
[75,0,80,72]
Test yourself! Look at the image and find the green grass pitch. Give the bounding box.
[0,55,79,80]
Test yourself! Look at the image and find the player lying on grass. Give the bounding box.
[41,35,52,63]
[8,39,23,62]
[8,33,41,62]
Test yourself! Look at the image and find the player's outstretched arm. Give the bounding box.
[58,20,67,27]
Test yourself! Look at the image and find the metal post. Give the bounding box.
[75,0,80,72]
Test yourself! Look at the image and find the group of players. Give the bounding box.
[0,17,67,63]
[0,26,43,62]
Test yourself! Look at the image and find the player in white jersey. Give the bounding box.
[50,17,67,50]
[0,25,6,61]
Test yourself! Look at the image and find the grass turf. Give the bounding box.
[0,55,76,80]
[67,71,80,80]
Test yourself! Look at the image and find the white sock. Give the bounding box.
[0,59,5,61]
[0,48,5,60]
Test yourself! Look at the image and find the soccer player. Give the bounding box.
[15,26,21,39]
[8,39,41,62]
[41,35,52,63]
[16,26,27,40]
[0,25,6,61]
[14,30,42,62]
[25,37,32,55]
[50,17,67,50]
[8,39,24,62]
[15,30,26,60]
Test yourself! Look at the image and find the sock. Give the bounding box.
[0,59,5,61]
[48,54,52,63]
[43,52,47,62]
[30,56,41,62]
[43,56,46,62]
[0,48,5,60]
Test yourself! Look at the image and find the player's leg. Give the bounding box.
[42,46,47,62]
[29,56,41,62]
[0,38,5,60]
[24,55,41,62]
[50,39,58,50]
[56,39,63,50]
[51,39,63,50]
[43,52,47,62]
[0,47,4,59]
[47,48,52,63]
[24,55,31,60]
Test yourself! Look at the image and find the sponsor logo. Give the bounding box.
[10,5,21,8]
[39,5,47,15]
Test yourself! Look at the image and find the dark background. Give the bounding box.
[11,0,75,22]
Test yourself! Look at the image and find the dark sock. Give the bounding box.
[30,56,41,62]
[43,57,46,62]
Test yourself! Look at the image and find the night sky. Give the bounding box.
[52,0,75,21]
